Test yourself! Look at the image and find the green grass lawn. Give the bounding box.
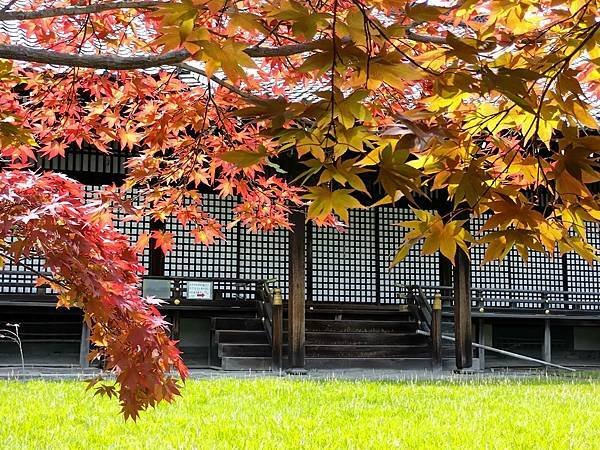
[1,376,600,449]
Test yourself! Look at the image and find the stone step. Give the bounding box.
[304,310,416,321]
[220,356,479,371]
[218,343,431,358]
[305,357,433,370]
[221,356,273,371]
[219,344,271,357]
[306,344,430,358]
[306,332,428,345]
[305,319,417,333]
[215,330,429,346]
[213,317,263,330]
[215,330,269,344]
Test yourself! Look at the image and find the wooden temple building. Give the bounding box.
[1,145,600,372]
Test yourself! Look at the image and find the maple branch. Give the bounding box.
[0,38,340,69]
[0,1,165,21]
[0,250,66,289]
[246,38,344,57]
[0,45,188,69]
[405,28,446,44]
[176,63,262,101]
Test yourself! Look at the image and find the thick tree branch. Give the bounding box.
[0,1,165,21]
[0,38,339,69]
[0,45,189,69]
[0,2,448,48]
[246,38,341,57]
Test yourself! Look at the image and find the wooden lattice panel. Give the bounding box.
[378,207,439,304]
[310,209,378,303]
[84,185,150,269]
[38,142,127,177]
[164,194,237,280]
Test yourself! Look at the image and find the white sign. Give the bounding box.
[187,281,213,300]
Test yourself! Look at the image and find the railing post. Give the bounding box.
[173,278,183,304]
[272,288,283,372]
[476,289,484,313]
[79,319,90,369]
[543,318,552,363]
[542,291,549,314]
[541,291,552,363]
[431,292,443,370]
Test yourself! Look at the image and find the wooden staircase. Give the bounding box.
[212,308,434,371]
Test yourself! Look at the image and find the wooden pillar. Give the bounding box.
[79,319,90,368]
[148,219,165,276]
[288,210,306,371]
[454,247,473,369]
[478,318,485,370]
[543,320,552,363]
[431,293,443,370]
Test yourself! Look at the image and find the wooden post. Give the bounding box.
[431,292,443,370]
[454,247,473,369]
[272,288,283,371]
[288,210,306,371]
[543,319,552,363]
[79,319,90,368]
[478,318,486,370]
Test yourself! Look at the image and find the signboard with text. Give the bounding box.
[187,281,214,300]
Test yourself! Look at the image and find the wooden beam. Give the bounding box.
[288,210,306,370]
[453,247,473,369]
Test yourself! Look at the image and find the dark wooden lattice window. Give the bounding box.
[378,207,439,304]
[0,250,46,295]
[84,185,150,269]
[164,194,237,279]
[310,209,378,303]
[163,194,289,299]
[239,227,289,297]
[565,222,600,310]
[472,215,565,309]
[38,142,128,179]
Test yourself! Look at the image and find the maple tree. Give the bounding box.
[0,0,598,416]
[0,170,187,420]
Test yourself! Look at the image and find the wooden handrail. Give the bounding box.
[406,285,432,332]
[400,284,600,311]
[271,288,283,372]
[255,281,283,371]
[431,293,443,370]
[144,275,268,284]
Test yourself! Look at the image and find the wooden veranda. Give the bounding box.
[2,146,600,370]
